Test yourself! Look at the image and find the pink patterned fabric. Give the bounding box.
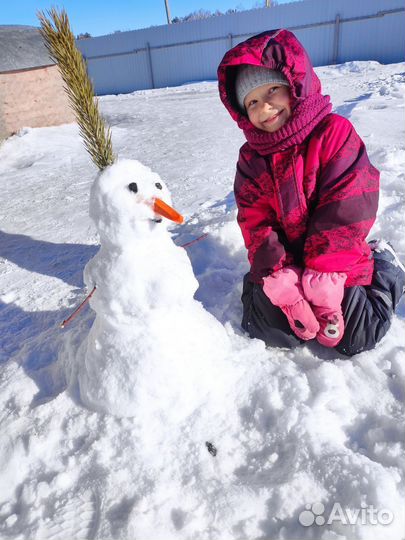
[217,29,380,287]
[263,266,320,340]
[302,269,347,347]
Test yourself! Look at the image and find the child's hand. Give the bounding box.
[302,269,347,347]
[262,266,320,341]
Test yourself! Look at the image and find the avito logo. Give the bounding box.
[298,502,393,527]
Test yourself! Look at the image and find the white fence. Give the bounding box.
[76,0,405,96]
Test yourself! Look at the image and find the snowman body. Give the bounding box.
[77,159,231,419]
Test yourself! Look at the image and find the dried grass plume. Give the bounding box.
[38,8,115,170]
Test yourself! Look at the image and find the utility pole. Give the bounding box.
[164,0,172,24]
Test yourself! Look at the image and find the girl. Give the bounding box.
[217,29,404,356]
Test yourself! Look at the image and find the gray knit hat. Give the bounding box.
[235,64,289,110]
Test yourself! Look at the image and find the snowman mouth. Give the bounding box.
[152,197,184,224]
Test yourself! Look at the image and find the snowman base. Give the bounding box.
[77,304,233,422]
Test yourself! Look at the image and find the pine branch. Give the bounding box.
[38,8,115,170]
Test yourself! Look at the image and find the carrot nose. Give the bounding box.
[152,197,184,224]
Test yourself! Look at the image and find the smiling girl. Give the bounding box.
[217,29,404,356]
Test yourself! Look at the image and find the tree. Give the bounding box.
[171,3,280,24]
[172,9,214,23]
[252,0,280,6]
[76,32,92,39]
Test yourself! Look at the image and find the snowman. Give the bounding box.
[77,158,232,418]
[39,10,236,421]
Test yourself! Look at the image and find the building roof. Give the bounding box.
[0,25,56,73]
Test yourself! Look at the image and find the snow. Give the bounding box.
[0,60,404,540]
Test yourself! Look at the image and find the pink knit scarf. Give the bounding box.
[242,94,332,155]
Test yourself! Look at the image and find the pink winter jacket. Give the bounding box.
[217,29,379,287]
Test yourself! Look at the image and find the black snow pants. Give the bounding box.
[241,247,405,357]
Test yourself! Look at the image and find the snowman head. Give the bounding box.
[90,158,183,242]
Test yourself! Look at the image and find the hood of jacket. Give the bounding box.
[217,29,332,154]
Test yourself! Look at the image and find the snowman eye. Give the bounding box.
[128,183,138,193]
[155,182,162,190]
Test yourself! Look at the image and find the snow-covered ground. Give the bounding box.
[0,60,404,540]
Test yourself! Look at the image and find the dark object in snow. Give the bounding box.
[205,441,217,457]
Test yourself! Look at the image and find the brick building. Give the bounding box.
[0,25,74,141]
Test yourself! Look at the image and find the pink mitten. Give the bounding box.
[262,266,320,341]
[302,269,347,347]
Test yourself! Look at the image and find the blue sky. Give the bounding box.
[0,0,295,37]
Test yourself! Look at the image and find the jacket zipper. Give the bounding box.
[269,154,284,223]
[291,153,305,216]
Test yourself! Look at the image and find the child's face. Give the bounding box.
[244,84,291,132]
